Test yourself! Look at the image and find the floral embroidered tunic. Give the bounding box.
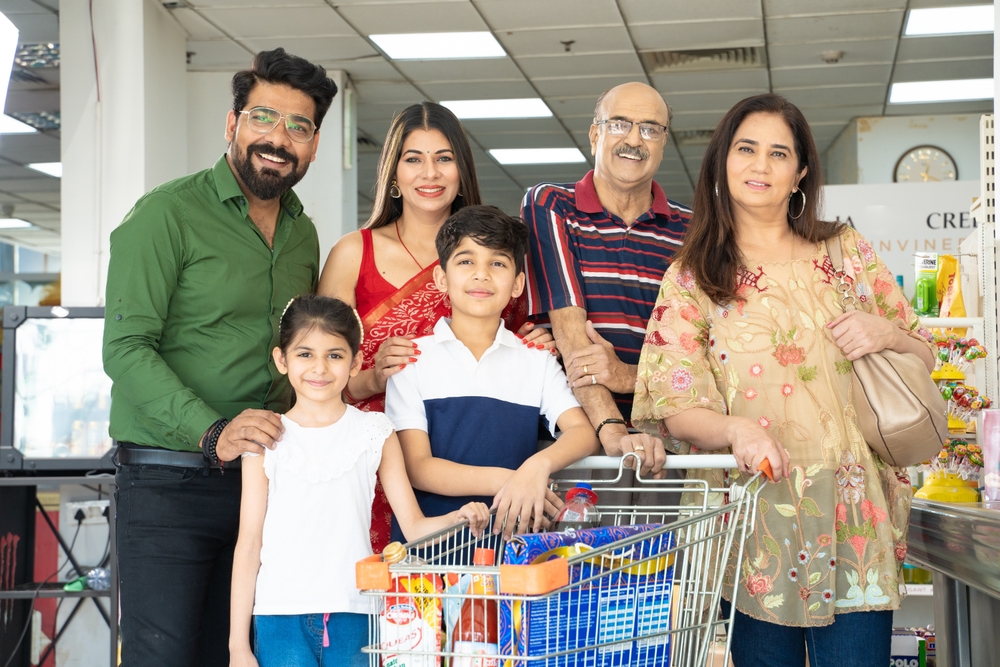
[632,228,932,627]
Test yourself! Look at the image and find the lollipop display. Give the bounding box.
[915,438,983,502]
[931,333,987,375]
[930,333,990,434]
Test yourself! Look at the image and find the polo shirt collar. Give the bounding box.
[211,153,304,219]
[433,317,521,351]
[574,169,671,217]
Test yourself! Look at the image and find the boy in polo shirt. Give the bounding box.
[386,205,600,538]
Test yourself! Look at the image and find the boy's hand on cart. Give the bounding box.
[455,502,492,537]
[491,462,562,538]
[726,416,790,482]
[603,432,667,478]
[214,409,285,461]
[229,646,260,667]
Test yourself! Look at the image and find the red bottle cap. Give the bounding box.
[473,548,495,566]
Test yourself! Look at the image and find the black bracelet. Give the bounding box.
[595,418,627,440]
[202,418,230,473]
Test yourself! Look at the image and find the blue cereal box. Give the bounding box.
[500,525,675,666]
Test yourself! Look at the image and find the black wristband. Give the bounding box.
[595,418,627,440]
[202,418,230,471]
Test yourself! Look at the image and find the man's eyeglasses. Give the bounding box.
[595,119,667,141]
[239,107,316,143]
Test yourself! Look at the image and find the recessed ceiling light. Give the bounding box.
[369,32,505,60]
[889,78,994,104]
[905,5,994,36]
[441,98,552,120]
[27,162,61,177]
[489,148,587,165]
[0,114,38,134]
[0,218,33,229]
[0,12,18,114]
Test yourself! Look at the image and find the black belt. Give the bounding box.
[115,443,241,470]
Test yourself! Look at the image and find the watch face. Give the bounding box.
[894,145,958,182]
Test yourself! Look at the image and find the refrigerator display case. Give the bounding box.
[0,306,113,471]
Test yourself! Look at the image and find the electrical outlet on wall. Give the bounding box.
[65,500,110,525]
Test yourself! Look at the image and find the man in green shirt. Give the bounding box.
[102,48,337,667]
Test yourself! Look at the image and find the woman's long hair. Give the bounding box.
[672,93,841,305]
[364,102,482,229]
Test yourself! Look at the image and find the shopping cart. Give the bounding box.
[356,454,770,666]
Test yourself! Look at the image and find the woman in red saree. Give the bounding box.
[318,102,547,552]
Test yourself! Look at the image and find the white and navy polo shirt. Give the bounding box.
[385,317,579,530]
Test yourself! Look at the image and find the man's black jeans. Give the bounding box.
[115,462,242,667]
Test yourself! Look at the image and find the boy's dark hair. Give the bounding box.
[231,48,339,130]
[436,205,529,274]
[278,294,361,356]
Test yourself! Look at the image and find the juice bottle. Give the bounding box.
[913,253,939,317]
[452,548,498,667]
[552,483,600,531]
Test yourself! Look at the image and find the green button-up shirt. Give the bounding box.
[103,155,320,452]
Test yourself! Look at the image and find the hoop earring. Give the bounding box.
[389,180,401,199]
[788,189,806,220]
[714,183,720,198]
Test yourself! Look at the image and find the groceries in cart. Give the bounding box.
[550,483,601,531]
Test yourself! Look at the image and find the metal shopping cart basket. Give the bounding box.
[356,454,770,666]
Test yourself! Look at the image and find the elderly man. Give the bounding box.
[522,82,690,473]
[103,49,337,667]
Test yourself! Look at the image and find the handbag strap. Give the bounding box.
[824,235,858,313]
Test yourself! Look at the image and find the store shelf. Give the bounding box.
[919,317,984,328]
[905,584,934,596]
[0,583,111,599]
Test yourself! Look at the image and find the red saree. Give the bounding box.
[354,230,526,553]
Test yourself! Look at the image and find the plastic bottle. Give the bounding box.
[552,483,601,532]
[913,253,939,317]
[452,548,498,667]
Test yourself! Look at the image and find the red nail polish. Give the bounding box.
[527,342,535,348]
[399,364,406,369]
[408,357,417,363]
[414,350,421,355]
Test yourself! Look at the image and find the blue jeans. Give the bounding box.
[721,600,892,667]
[254,613,368,667]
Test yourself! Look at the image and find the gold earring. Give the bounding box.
[389,180,401,199]
[788,189,806,220]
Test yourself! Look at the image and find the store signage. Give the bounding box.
[822,181,981,286]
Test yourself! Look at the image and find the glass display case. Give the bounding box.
[1,306,113,471]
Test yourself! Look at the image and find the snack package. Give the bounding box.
[379,572,444,667]
[500,525,674,667]
[890,629,926,667]
[937,254,967,336]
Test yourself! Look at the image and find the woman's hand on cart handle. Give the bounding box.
[726,416,790,482]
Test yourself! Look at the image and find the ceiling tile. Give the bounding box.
[0,0,56,13]
[767,39,898,68]
[802,104,883,123]
[247,36,378,62]
[908,0,991,7]
[418,80,537,100]
[169,8,226,40]
[3,11,58,42]
[546,97,603,116]
[497,26,634,57]
[621,0,760,22]
[518,53,644,79]
[477,0,622,31]
[630,19,764,51]
[394,57,524,83]
[531,74,647,98]
[187,39,255,70]
[355,80,424,103]
[459,118,567,134]
[763,0,905,16]
[186,0,327,6]
[338,2,487,34]
[766,12,904,44]
[476,132,577,150]
[771,63,892,88]
[331,58,406,82]
[357,101,419,121]
[651,69,770,94]
[199,6,354,38]
[892,59,992,83]
[776,84,887,108]
[670,110,727,130]
[667,90,770,113]
[896,34,994,62]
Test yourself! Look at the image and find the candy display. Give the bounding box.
[929,333,990,434]
[938,382,993,425]
[931,333,987,375]
[915,438,982,503]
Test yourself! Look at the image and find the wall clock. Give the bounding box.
[893,145,957,183]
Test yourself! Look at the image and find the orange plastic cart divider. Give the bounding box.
[498,558,568,595]
[356,554,390,591]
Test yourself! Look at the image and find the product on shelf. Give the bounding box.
[915,438,982,502]
[913,253,939,317]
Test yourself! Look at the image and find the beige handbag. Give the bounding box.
[826,237,948,468]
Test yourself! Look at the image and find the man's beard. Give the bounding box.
[232,140,306,201]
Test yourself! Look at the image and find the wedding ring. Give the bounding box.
[584,365,589,375]
[634,445,645,452]
[591,374,597,385]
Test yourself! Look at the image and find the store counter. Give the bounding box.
[907,499,1000,667]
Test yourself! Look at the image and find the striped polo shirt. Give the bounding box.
[521,170,690,415]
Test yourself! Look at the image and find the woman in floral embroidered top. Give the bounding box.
[632,94,934,667]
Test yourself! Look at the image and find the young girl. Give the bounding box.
[229,295,490,667]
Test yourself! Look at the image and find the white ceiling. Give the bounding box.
[0,0,994,250]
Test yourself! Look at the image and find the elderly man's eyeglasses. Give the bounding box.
[239,107,316,143]
[595,119,667,141]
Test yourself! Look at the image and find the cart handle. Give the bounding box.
[566,454,774,481]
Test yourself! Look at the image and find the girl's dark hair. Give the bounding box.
[365,102,482,229]
[278,295,361,356]
[672,93,842,305]
[231,48,339,130]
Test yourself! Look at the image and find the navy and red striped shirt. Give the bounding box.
[521,170,691,415]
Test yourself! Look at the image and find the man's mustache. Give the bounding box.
[247,142,299,168]
[613,144,649,161]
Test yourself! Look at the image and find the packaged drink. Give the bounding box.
[379,572,443,667]
[552,483,600,531]
[913,253,939,317]
[452,548,498,667]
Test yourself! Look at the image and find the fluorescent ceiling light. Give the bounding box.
[489,148,586,165]
[441,98,552,119]
[905,5,994,36]
[0,12,17,115]
[27,162,61,177]
[370,32,505,60]
[0,114,37,134]
[889,78,994,104]
[0,218,33,229]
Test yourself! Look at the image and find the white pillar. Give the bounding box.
[60,0,187,307]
